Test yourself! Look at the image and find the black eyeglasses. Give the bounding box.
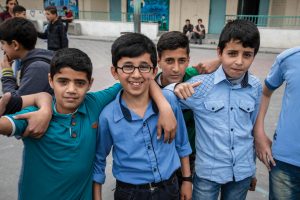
[116,64,153,74]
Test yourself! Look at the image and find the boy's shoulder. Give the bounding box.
[248,72,262,89]
[277,46,300,63]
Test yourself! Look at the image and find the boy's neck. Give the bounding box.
[121,90,150,118]
[19,49,30,60]
[51,17,58,24]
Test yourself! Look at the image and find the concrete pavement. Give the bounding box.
[0,37,284,200]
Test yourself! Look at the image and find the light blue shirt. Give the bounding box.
[265,46,300,167]
[173,67,262,184]
[93,89,192,185]
[6,84,121,200]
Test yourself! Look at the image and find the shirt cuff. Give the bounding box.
[3,116,15,137]
[93,173,106,184]
[164,83,177,91]
[177,143,192,158]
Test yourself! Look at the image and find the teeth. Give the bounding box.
[130,82,141,86]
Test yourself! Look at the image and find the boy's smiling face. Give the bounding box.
[218,39,255,79]
[111,53,157,100]
[158,48,189,86]
[49,67,93,114]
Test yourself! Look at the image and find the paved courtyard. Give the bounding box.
[0,38,284,200]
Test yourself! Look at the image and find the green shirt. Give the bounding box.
[7,84,121,200]
[155,67,198,152]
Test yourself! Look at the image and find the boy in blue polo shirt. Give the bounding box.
[0,48,176,200]
[92,33,192,200]
[171,19,262,200]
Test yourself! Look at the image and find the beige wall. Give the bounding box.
[169,0,210,31]
[14,0,44,9]
[226,0,238,15]
[78,0,108,12]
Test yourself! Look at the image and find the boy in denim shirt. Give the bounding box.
[172,19,262,200]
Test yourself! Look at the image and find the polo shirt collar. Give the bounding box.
[113,90,158,122]
[214,65,250,88]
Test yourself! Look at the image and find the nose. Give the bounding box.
[66,82,76,93]
[235,54,243,65]
[131,67,142,78]
[172,61,180,73]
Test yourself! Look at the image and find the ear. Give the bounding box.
[12,40,20,51]
[157,58,162,69]
[48,73,54,89]
[152,67,158,76]
[217,47,222,59]
[111,66,119,80]
[87,78,94,91]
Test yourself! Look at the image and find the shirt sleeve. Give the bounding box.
[88,83,122,113]
[265,56,285,90]
[5,106,38,138]
[93,112,113,184]
[163,90,192,158]
[184,67,199,81]
[251,83,263,126]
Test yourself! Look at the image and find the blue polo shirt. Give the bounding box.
[6,84,121,200]
[265,47,300,167]
[167,67,262,184]
[93,89,192,185]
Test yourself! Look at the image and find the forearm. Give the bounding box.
[180,156,191,177]
[149,80,170,109]
[0,117,13,136]
[21,92,52,112]
[254,86,273,137]
[93,183,102,200]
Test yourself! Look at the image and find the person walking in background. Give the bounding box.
[183,19,193,41]
[0,0,18,22]
[192,18,206,44]
[61,6,73,32]
[38,6,68,51]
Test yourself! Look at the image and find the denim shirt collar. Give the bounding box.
[214,66,253,88]
[113,90,158,122]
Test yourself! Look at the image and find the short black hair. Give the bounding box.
[157,31,190,58]
[0,17,36,50]
[198,18,202,22]
[50,48,93,81]
[13,5,26,15]
[45,6,57,15]
[62,6,67,10]
[111,33,157,68]
[185,19,190,22]
[218,19,260,55]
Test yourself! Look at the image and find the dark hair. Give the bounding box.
[111,33,157,68]
[157,31,190,58]
[185,19,190,22]
[198,18,202,23]
[62,6,67,10]
[0,18,36,50]
[50,48,93,81]
[45,6,57,15]
[5,0,18,11]
[218,19,260,55]
[13,5,26,15]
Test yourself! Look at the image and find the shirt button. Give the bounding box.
[231,147,234,150]
[212,107,215,111]
[233,163,235,166]
[71,132,77,138]
[143,122,146,126]
[230,107,233,111]
[148,145,151,150]
[231,128,233,131]
[247,108,250,111]
[153,168,157,172]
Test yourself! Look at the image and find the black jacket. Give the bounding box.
[38,19,68,51]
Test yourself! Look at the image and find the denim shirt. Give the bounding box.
[175,67,262,183]
[93,90,192,185]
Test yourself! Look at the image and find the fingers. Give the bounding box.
[191,81,201,88]
[156,125,162,140]
[174,83,197,99]
[168,127,176,144]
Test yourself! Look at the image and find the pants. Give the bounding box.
[269,159,300,200]
[114,176,179,200]
[192,174,252,200]
[191,32,205,44]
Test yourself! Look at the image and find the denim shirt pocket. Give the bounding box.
[238,100,255,126]
[204,101,225,112]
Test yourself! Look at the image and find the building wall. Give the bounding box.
[226,0,238,15]
[169,0,210,31]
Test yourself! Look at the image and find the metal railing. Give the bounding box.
[225,15,300,28]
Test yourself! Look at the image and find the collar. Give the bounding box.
[113,90,158,122]
[155,72,164,88]
[214,66,251,88]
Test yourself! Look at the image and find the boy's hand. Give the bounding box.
[14,108,52,138]
[157,103,177,143]
[193,60,219,74]
[1,54,13,69]
[180,181,192,200]
[0,93,11,116]
[174,82,201,99]
[255,132,276,171]
[249,177,257,191]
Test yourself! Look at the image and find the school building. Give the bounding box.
[4,0,300,48]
